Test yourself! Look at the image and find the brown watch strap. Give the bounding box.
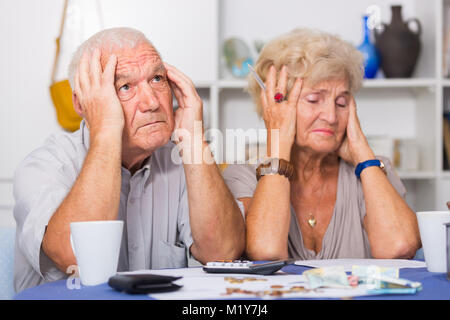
[256,158,294,181]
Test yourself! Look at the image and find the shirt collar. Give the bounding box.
[81,119,90,150]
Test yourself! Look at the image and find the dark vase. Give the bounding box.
[374,5,422,78]
[357,15,380,79]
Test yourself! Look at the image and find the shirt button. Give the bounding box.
[129,197,135,204]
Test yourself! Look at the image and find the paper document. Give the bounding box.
[119,267,381,300]
[294,259,426,271]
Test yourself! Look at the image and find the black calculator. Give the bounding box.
[202,260,289,275]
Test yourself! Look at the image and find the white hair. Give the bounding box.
[68,27,157,89]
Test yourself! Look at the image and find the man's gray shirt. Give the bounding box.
[13,120,196,293]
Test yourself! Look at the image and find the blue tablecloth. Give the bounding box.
[14,264,450,300]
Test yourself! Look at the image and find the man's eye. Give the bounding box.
[153,75,163,83]
[119,84,130,92]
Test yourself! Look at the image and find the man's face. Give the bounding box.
[102,42,174,154]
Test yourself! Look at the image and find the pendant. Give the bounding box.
[308,214,316,227]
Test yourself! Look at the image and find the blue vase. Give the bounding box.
[357,15,380,79]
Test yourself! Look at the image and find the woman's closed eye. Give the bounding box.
[336,97,348,108]
[306,94,320,104]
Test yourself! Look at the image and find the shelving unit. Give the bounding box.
[197,0,449,211]
[1,0,449,227]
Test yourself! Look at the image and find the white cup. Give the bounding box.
[70,220,123,286]
[416,211,450,273]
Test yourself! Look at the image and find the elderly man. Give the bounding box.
[13,27,245,292]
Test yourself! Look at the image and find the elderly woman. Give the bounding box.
[223,28,421,260]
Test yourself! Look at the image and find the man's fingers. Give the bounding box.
[164,63,197,99]
[79,51,91,90]
[164,62,200,107]
[102,54,117,85]
[89,48,102,85]
[169,80,186,109]
[164,62,194,87]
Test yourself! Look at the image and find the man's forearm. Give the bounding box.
[42,132,122,272]
[183,143,245,263]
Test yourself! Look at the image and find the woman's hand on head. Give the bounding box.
[337,96,375,166]
[261,65,303,161]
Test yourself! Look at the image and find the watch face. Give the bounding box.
[257,158,279,176]
[271,158,280,174]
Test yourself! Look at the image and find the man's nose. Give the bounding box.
[137,83,160,112]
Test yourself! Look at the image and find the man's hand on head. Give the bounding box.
[74,48,124,142]
[164,63,203,136]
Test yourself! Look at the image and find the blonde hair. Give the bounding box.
[68,27,157,89]
[247,28,364,116]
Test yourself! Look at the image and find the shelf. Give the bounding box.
[397,171,437,180]
[194,81,215,89]
[362,78,436,88]
[218,79,248,89]
[215,78,437,90]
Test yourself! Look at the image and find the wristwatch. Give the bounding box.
[256,158,294,181]
[355,159,386,179]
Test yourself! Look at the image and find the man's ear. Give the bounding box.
[72,92,84,117]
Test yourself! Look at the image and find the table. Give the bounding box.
[14,264,450,300]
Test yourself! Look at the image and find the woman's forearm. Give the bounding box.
[246,174,291,260]
[361,167,421,258]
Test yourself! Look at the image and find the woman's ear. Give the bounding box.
[72,92,84,117]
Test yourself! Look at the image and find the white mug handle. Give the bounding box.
[70,234,76,256]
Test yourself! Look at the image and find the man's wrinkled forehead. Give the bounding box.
[99,42,162,74]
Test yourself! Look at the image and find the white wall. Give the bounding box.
[0,0,446,226]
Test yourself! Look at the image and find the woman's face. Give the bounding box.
[295,79,350,154]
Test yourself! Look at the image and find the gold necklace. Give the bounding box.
[308,214,317,228]
[307,181,327,228]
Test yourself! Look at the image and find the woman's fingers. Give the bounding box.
[276,65,288,98]
[347,96,363,134]
[287,77,303,106]
[265,65,277,104]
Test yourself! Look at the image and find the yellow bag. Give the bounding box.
[49,0,82,132]
[50,79,81,132]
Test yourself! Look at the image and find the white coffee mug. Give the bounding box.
[416,211,450,273]
[70,220,123,286]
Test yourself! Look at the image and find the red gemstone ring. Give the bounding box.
[274,92,284,103]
